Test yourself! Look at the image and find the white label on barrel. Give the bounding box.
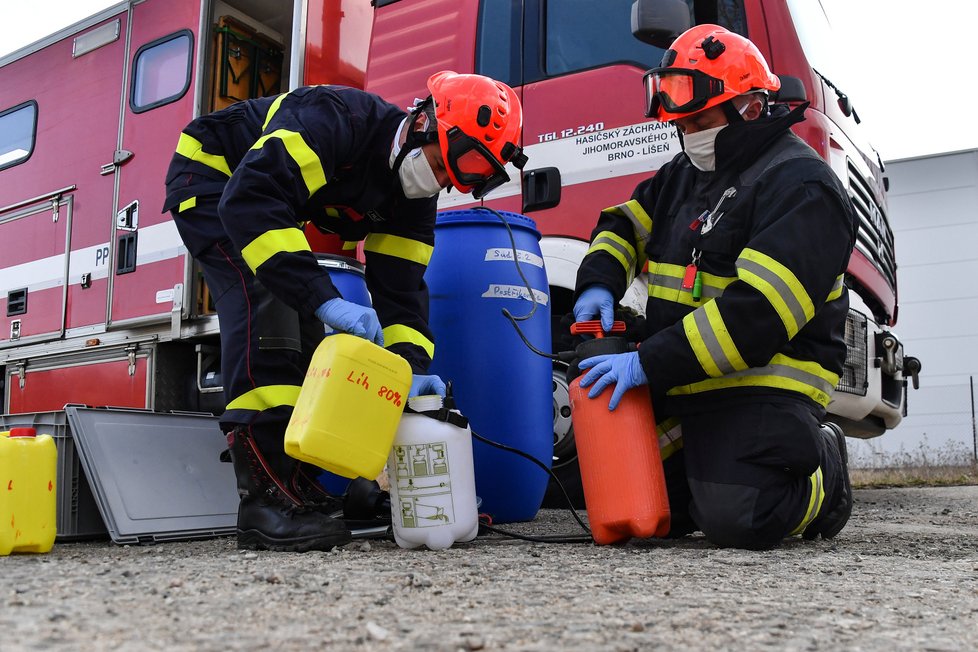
[481,284,549,305]
[484,248,544,268]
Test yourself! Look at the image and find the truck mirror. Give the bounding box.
[631,0,691,48]
[774,75,807,102]
[522,167,562,213]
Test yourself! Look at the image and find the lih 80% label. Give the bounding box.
[378,386,403,407]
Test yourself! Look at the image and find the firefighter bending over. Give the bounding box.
[573,26,855,549]
[163,72,526,552]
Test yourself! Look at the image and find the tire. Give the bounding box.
[542,361,586,509]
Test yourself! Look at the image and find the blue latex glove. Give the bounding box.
[409,374,447,398]
[315,298,384,347]
[573,285,615,332]
[578,351,648,411]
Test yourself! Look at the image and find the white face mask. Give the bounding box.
[390,116,444,199]
[681,124,726,172]
[681,99,755,172]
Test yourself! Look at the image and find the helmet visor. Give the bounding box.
[445,127,510,199]
[644,68,725,118]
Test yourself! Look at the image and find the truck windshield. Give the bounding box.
[785,0,858,101]
[545,0,747,77]
[546,0,666,75]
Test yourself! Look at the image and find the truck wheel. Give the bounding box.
[542,361,586,509]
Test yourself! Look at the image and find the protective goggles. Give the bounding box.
[445,126,511,199]
[643,67,725,118]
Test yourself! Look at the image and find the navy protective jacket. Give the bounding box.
[576,104,857,415]
[163,86,437,372]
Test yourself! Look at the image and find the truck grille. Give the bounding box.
[836,308,868,396]
[847,161,897,294]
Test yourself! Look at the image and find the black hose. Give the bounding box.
[474,206,566,361]
[471,429,591,537]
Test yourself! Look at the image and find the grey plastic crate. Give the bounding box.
[0,410,108,541]
[64,406,239,544]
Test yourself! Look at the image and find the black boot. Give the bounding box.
[226,427,352,552]
[803,423,853,540]
[289,462,345,516]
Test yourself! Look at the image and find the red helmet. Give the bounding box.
[426,71,527,199]
[643,25,780,122]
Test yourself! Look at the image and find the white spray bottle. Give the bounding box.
[387,386,479,550]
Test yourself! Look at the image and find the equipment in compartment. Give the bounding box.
[210,15,283,112]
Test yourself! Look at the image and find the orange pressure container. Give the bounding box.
[568,321,670,545]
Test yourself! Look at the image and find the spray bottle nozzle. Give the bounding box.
[444,381,457,410]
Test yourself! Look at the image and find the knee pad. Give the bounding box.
[690,481,782,550]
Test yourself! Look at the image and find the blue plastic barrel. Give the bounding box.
[319,254,370,308]
[315,254,370,496]
[425,209,552,523]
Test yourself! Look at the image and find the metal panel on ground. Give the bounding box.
[64,406,237,544]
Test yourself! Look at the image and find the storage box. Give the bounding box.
[0,411,107,541]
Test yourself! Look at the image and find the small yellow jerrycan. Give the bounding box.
[285,333,412,480]
[1,427,57,555]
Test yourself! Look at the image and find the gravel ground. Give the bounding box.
[3,485,977,651]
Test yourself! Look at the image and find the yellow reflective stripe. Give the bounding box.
[251,129,327,198]
[656,417,683,462]
[342,241,359,251]
[175,132,232,177]
[587,230,637,281]
[240,227,311,273]
[683,305,722,377]
[589,231,636,264]
[790,467,825,536]
[683,300,749,377]
[648,261,736,307]
[666,353,840,406]
[604,200,652,265]
[178,197,197,212]
[606,200,653,238]
[364,233,433,266]
[226,384,302,412]
[706,299,748,373]
[738,249,814,338]
[262,93,289,130]
[826,274,845,302]
[383,324,435,358]
[587,243,631,274]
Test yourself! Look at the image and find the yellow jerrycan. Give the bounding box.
[1,427,57,555]
[285,333,412,480]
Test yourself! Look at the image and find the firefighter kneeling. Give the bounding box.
[163,72,525,552]
[573,25,854,550]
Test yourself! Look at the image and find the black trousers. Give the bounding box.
[662,395,843,549]
[179,199,326,465]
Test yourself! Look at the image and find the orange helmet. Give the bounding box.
[643,24,780,122]
[425,71,527,199]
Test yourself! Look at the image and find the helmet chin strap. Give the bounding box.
[720,99,746,124]
[391,96,439,175]
[721,93,770,124]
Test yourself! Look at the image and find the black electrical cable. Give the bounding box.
[474,206,567,362]
[470,429,590,536]
[479,523,592,544]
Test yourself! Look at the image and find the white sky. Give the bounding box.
[2,1,978,161]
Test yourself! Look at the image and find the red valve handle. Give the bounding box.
[570,320,627,338]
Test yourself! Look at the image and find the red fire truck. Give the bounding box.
[0,0,918,464]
